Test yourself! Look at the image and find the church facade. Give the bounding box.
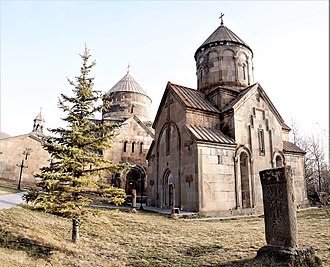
[146,20,308,216]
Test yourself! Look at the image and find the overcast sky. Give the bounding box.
[1,1,329,159]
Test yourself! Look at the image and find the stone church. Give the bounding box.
[102,70,154,197]
[0,71,154,197]
[0,112,50,185]
[146,19,308,216]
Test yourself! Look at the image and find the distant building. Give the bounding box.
[0,112,50,185]
[146,19,308,216]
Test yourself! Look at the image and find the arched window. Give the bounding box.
[242,64,246,80]
[139,143,143,154]
[276,155,283,167]
[132,142,135,153]
[123,141,128,152]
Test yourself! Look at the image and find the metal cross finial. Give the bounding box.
[219,13,225,26]
[127,63,130,74]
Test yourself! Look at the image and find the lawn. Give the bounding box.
[0,206,329,267]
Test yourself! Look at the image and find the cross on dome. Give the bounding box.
[219,13,225,26]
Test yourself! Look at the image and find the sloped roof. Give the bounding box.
[168,82,220,113]
[186,124,236,145]
[153,82,220,128]
[108,72,150,98]
[283,141,305,154]
[195,24,252,58]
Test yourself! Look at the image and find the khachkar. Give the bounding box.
[257,166,322,266]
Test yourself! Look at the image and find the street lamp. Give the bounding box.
[139,171,144,210]
[17,148,32,190]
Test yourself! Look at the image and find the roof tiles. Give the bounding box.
[283,141,305,154]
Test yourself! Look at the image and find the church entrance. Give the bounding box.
[163,170,174,208]
[125,169,140,195]
[240,152,251,208]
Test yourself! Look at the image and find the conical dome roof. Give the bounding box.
[108,72,149,98]
[195,24,252,58]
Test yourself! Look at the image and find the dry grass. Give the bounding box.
[0,186,22,196]
[0,206,329,267]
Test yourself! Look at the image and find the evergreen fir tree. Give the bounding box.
[24,46,126,243]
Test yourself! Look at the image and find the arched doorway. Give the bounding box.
[125,169,140,195]
[240,152,251,208]
[124,166,146,198]
[163,170,174,208]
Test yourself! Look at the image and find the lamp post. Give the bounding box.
[139,172,144,210]
[17,148,32,190]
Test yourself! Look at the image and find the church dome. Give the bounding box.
[103,71,152,121]
[195,24,252,59]
[195,18,254,92]
[108,72,150,99]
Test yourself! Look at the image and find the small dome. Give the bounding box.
[108,73,150,98]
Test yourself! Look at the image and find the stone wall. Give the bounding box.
[197,143,236,214]
[0,134,50,184]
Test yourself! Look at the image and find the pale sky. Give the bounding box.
[1,1,329,159]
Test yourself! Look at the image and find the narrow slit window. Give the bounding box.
[258,129,265,155]
[132,142,135,153]
[139,143,143,154]
[166,126,171,156]
[123,141,128,152]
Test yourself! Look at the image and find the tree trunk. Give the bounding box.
[72,216,80,243]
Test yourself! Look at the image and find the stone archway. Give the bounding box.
[125,169,140,195]
[123,165,146,198]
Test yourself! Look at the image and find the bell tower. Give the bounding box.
[32,109,45,135]
[195,15,254,94]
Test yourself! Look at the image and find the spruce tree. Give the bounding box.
[24,46,126,243]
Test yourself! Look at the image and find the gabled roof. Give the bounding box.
[221,83,289,130]
[170,83,220,113]
[195,24,252,59]
[153,82,220,128]
[108,72,150,99]
[283,141,305,154]
[186,124,236,145]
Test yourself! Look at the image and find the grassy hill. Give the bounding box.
[0,205,329,267]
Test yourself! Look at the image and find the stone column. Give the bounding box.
[131,189,137,213]
[257,166,322,266]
